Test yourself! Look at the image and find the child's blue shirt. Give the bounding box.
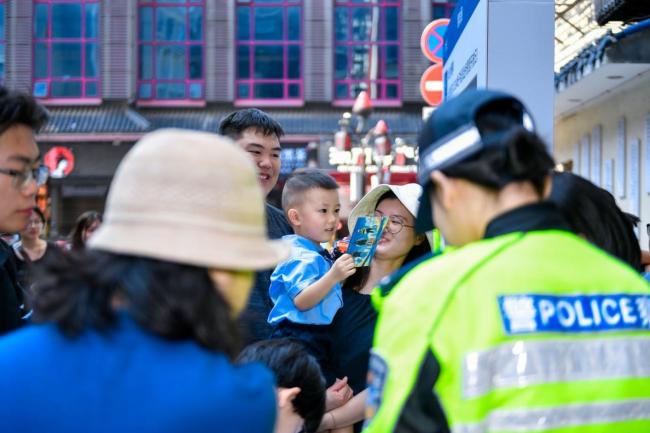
[268,234,343,325]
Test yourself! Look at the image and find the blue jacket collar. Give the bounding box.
[282,234,324,252]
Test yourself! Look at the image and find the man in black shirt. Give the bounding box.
[219,109,292,343]
[0,87,48,335]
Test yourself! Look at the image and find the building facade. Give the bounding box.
[554,22,650,249]
[2,0,454,234]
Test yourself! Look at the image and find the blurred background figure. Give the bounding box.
[68,211,103,250]
[12,207,59,298]
[548,171,642,272]
[0,129,289,433]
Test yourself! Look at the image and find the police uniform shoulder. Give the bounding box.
[377,251,437,297]
[376,236,518,298]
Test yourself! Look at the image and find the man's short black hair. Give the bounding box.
[0,86,48,135]
[237,338,326,433]
[281,168,339,212]
[218,108,284,140]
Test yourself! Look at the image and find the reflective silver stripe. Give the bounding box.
[452,398,650,433]
[426,127,480,167]
[419,125,482,182]
[463,337,650,399]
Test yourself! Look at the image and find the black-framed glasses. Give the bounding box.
[0,165,49,190]
[374,210,415,235]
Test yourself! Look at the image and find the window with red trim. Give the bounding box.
[432,0,456,20]
[334,0,400,105]
[33,0,100,100]
[235,0,303,105]
[0,1,5,84]
[137,0,205,102]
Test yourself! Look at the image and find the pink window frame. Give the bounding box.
[235,0,303,107]
[32,0,101,105]
[333,0,401,107]
[0,1,5,85]
[137,0,206,107]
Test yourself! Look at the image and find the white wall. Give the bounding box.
[554,71,650,249]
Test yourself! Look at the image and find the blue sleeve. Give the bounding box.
[229,362,277,432]
[273,256,325,300]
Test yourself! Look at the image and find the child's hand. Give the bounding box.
[325,377,354,411]
[330,253,356,282]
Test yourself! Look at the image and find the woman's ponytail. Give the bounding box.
[504,128,555,195]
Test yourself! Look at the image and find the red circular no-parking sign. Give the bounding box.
[420,19,449,64]
[44,146,75,178]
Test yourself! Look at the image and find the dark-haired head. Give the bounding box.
[416,91,555,239]
[32,250,242,357]
[440,122,554,198]
[0,86,48,135]
[549,171,642,271]
[32,207,46,224]
[416,90,557,245]
[237,338,326,433]
[19,207,47,242]
[282,169,339,212]
[69,211,102,250]
[218,108,284,141]
[623,212,640,228]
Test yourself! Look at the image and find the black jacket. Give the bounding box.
[240,203,293,343]
[0,240,24,336]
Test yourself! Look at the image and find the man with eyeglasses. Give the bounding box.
[0,87,48,335]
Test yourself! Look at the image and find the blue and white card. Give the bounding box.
[347,216,388,267]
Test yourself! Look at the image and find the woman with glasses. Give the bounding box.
[319,184,431,431]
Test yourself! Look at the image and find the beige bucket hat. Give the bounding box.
[89,129,289,270]
[348,183,425,234]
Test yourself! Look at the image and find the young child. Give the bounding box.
[268,169,356,383]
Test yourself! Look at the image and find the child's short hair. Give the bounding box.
[237,338,326,433]
[282,169,339,212]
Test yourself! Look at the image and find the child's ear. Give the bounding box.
[277,387,301,409]
[287,208,301,226]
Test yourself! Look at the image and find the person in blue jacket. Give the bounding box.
[0,129,289,433]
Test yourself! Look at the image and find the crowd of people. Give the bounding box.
[0,84,650,433]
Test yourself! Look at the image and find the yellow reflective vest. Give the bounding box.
[364,230,650,433]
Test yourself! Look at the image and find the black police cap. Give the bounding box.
[415,89,535,233]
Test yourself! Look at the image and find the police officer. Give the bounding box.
[364,90,650,433]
